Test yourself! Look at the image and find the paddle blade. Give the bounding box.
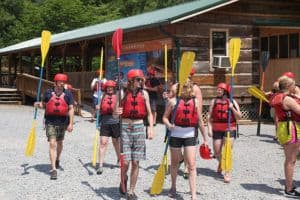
[164,44,168,83]
[261,51,270,71]
[229,38,241,75]
[41,30,51,68]
[221,132,232,172]
[150,155,167,195]
[178,51,195,95]
[92,130,99,167]
[248,86,269,103]
[164,152,169,174]
[25,120,37,157]
[112,28,123,59]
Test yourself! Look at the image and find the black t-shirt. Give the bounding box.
[147,78,160,99]
[43,89,74,125]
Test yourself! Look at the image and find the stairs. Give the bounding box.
[0,88,23,105]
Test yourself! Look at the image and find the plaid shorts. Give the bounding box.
[46,124,66,141]
[121,123,146,161]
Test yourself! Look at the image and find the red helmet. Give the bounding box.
[217,82,230,94]
[147,68,155,75]
[199,144,212,160]
[54,73,68,82]
[282,72,295,79]
[127,69,144,80]
[104,80,116,89]
[190,68,196,76]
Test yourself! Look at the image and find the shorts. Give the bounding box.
[150,98,157,112]
[169,136,198,148]
[46,124,66,141]
[121,123,146,161]
[93,96,98,107]
[100,123,120,138]
[213,130,237,140]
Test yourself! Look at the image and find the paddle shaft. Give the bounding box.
[34,67,44,119]
[256,71,265,136]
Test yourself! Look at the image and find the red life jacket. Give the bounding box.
[173,98,198,127]
[100,93,116,115]
[212,97,236,131]
[269,93,300,122]
[45,92,69,116]
[121,89,147,119]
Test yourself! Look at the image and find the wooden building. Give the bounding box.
[0,0,299,120]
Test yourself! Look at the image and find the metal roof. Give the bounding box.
[0,0,238,55]
[254,19,300,28]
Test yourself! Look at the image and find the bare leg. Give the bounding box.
[99,136,109,167]
[213,138,223,171]
[170,148,181,189]
[112,137,120,160]
[184,146,197,200]
[56,140,63,161]
[49,138,57,170]
[283,143,300,191]
[128,161,139,194]
[152,110,157,125]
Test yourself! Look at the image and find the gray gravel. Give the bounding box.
[0,105,299,200]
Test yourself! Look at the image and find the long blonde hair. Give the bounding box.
[177,81,195,99]
[278,76,295,92]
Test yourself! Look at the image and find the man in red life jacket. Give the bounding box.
[114,69,154,199]
[207,82,241,183]
[95,80,120,175]
[35,73,74,180]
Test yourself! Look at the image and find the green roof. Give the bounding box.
[0,0,237,55]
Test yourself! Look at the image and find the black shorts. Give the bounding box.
[169,136,198,148]
[100,123,120,138]
[212,130,237,140]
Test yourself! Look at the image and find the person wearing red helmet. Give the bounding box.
[34,73,74,180]
[163,81,208,200]
[91,70,107,121]
[144,68,160,126]
[269,76,300,197]
[207,82,241,183]
[95,80,120,175]
[113,69,154,199]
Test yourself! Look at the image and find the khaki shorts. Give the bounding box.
[46,124,66,141]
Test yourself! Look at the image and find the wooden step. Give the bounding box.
[0,100,22,105]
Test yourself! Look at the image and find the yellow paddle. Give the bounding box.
[25,30,51,157]
[92,47,104,167]
[221,38,241,173]
[248,86,269,103]
[163,44,169,173]
[150,51,195,195]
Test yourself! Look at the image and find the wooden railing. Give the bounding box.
[16,73,82,115]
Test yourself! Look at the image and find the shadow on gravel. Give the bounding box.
[78,159,119,176]
[241,183,282,195]
[277,179,300,187]
[145,188,185,200]
[196,167,221,179]
[82,181,122,199]
[259,139,279,144]
[21,163,50,175]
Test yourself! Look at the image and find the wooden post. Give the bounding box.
[30,52,35,75]
[8,54,12,86]
[0,56,2,86]
[62,45,67,72]
[79,41,88,72]
[18,53,23,74]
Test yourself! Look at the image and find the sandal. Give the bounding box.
[168,188,176,198]
[224,174,231,183]
[183,172,189,179]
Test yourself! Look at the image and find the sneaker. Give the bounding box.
[96,166,103,175]
[55,160,60,169]
[168,188,176,198]
[285,188,300,197]
[127,192,137,200]
[50,170,57,180]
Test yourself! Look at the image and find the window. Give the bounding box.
[261,37,268,51]
[289,33,299,58]
[279,35,288,58]
[269,36,278,59]
[212,31,227,55]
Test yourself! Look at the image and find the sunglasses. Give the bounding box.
[134,77,143,82]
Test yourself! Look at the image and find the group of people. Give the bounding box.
[33,67,299,199]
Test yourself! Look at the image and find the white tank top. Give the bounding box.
[170,126,195,138]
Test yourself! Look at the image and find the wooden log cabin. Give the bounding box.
[0,0,299,121]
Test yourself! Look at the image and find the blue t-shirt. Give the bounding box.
[43,89,74,126]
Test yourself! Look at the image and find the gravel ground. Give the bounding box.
[0,105,299,200]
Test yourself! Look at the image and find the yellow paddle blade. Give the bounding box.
[150,155,167,195]
[25,120,37,157]
[229,38,241,76]
[178,51,195,95]
[221,132,232,172]
[98,47,104,80]
[164,152,168,174]
[92,130,99,167]
[40,30,51,68]
[248,86,269,103]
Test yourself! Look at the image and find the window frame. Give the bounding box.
[210,28,229,69]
